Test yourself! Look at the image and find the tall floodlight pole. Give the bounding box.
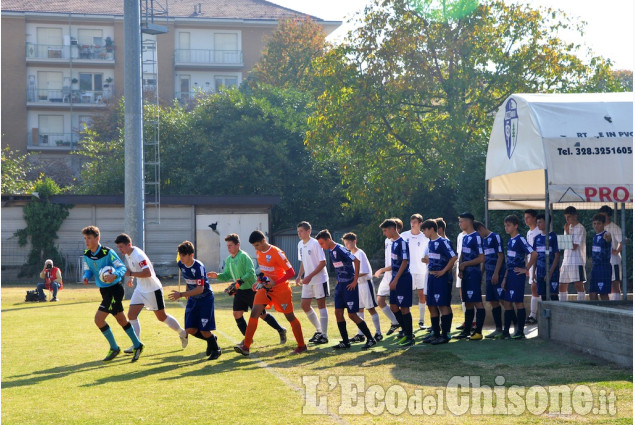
[124,0,144,297]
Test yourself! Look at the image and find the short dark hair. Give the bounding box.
[177,240,194,256]
[435,218,446,231]
[536,213,552,222]
[82,225,100,237]
[524,209,538,217]
[410,213,423,223]
[458,212,474,221]
[473,221,485,232]
[598,205,613,217]
[563,206,578,215]
[394,218,403,232]
[421,219,437,232]
[593,213,606,224]
[342,232,357,241]
[225,233,240,245]
[315,229,332,240]
[297,221,312,231]
[248,230,266,244]
[380,219,397,229]
[114,233,132,245]
[504,215,520,226]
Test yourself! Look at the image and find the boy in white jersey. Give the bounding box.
[343,232,383,342]
[524,209,541,324]
[374,218,402,335]
[295,221,330,344]
[115,233,188,354]
[598,206,624,300]
[558,206,587,301]
[400,214,429,330]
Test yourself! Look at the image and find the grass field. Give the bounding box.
[2,283,632,424]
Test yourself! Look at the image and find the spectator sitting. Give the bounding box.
[37,259,63,302]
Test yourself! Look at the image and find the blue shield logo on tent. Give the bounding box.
[504,98,518,159]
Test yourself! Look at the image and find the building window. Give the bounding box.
[77,29,103,47]
[37,71,63,101]
[38,115,64,145]
[214,76,238,92]
[213,33,239,63]
[79,73,103,91]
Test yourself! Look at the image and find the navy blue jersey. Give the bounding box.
[591,231,611,266]
[329,243,357,283]
[533,232,559,279]
[460,231,483,268]
[390,237,410,276]
[425,237,457,271]
[506,235,534,269]
[178,259,212,299]
[483,232,505,280]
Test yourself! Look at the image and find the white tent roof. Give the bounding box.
[486,92,633,209]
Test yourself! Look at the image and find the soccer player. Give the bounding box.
[501,215,537,340]
[589,214,612,301]
[524,209,541,324]
[421,219,458,345]
[234,231,307,356]
[474,221,505,339]
[316,230,376,350]
[114,233,188,354]
[295,221,330,344]
[374,219,402,336]
[598,206,624,300]
[342,232,383,342]
[400,214,429,330]
[558,206,587,302]
[207,233,287,343]
[454,213,485,340]
[168,241,221,360]
[532,214,560,302]
[81,226,144,362]
[380,219,415,347]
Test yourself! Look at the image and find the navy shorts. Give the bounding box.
[503,272,526,303]
[184,293,216,331]
[389,274,413,308]
[334,281,359,313]
[427,273,451,306]
[537,272,560,296]
[461,269,482,303]
[485,279,503,301]
[589,265,612,294]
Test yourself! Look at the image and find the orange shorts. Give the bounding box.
[253,282,294,314]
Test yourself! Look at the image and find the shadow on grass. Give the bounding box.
[2,300,93,313]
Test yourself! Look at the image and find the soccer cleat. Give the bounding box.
[386,324,400,335]
[452,331,470,340]
[180,333,189,349]
[208,349,222,361]
[421,333,437,344]
[103,347,121,361]
[468,332,483,341]
[314,334,329,345]
[456,322,466,330]
[290,345,308,355]
[123,345,134,354]
[349,334,365,343]
[419,321,426,330]
[485,329,503,339]
[308,332,322,343]
[50,297,58,302]
[430,336,449,345]
[400,337,415,347]
[373,332,383,342]
[234,344,250,356]
[361,338,377,350]
[278,328,288,344]
[131,344,144,362]
[397,330,405,339]
[332,341,351,350]
[397,335,408,345]
[511,332,526,340]
[526,316,537,325]
[502,333,512,340]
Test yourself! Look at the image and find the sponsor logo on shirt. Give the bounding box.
[484,248,495,256]
[332,261,344,268]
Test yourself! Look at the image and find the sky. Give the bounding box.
[268,0,634,71]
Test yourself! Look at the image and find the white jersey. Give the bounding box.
[126,246,162,293]
[562,223,587,266]
[351,248,372,285]
[526,227,541,281]
[605,221,622,265]
[380,237,392,285]
[454,232,466,286]
[401,230,429,275]
[298,237,329,285]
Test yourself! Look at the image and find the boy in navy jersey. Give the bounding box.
[421,219,458,345]
[474,221,505,339]
[532,214,560,302]
[589,214,612,301]
[380,219,415,347]
[502,215,537,340]
[168,241,221,360]
[316,230,376,350]
[455,213,485,340]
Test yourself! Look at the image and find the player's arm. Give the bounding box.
[525,251,538,272]
[82,257,93,285]
[389,259,409,289]
[303,260,326,283]
[492,252,504,284]
[238,254,257,286]
[460,253,484,270]
[548,251,560,279]
[374,265,391,277]
[274,266,295,286]
[295,261,305,283]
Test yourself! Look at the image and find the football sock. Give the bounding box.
[305,307,321,333]
[530,296,539,318]
[356,320,373,340]
[393,309,404,329]
[577,292,586,301]
[244,317,259,349]
[205,333,219,351]
[516,308,526,334]
[431,315,440,337]
[418,303,426,324]
[371,312,381,334]
[503,309,513,334]
[163,314,184,334]
[193,330,206,340]
[475,308,486,333]
[511,309,517,326]
[289,317,305,347]
[129,319,140,338]
[440,314,452,337]
[235,316,247,335]
[99,324,118,350]
[559,292,568,301]
[337,321,349,343]
[402,312,413,338]
[356,312,365,335]
[492,306,502,330]
[264,313,284,331]
[610,293,620,301]
[464,308,475,333]
[461,302,466,313]
[381,305,398,325]
[122,322,141,348]
[319,307,329,335]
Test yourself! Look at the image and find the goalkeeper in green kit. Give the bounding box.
[207,233,288,342]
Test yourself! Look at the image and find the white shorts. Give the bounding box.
[377,274,391,297]
[130,288,165,311]
[301,281,330,299]
[358,279,378,309]
[611,263,622,282]
[559,264,586,284]
[412,273,428,294]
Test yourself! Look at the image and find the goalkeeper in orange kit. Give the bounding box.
[207,233,287,341]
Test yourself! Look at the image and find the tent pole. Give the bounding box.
[544,170,550,301]
[621,203,627,301]
[484,179,489,227]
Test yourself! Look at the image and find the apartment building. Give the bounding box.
[1,0,340,174]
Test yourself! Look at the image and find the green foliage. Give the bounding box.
[1,147,36,194]
[14,178,72,277]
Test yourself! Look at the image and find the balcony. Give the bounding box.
[27,131,82,151]
[27,89,108,107]
[174,49,243,67]
[26,43,115,63]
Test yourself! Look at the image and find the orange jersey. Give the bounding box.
[256,245,293,283]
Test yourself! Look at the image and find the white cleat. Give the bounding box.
[123,345,134,354]
[180,333,189,349]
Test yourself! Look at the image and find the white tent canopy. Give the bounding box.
[486,92,633,210]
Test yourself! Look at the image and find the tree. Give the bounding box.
[1,147,36,194]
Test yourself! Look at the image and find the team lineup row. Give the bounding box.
[79,204,623,361]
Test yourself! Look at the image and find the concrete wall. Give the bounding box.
[538,300,633,368]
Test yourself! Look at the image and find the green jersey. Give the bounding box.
[216,249,257,290]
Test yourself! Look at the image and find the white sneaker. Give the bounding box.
[180,333,188,349]
[123,345,134,354]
